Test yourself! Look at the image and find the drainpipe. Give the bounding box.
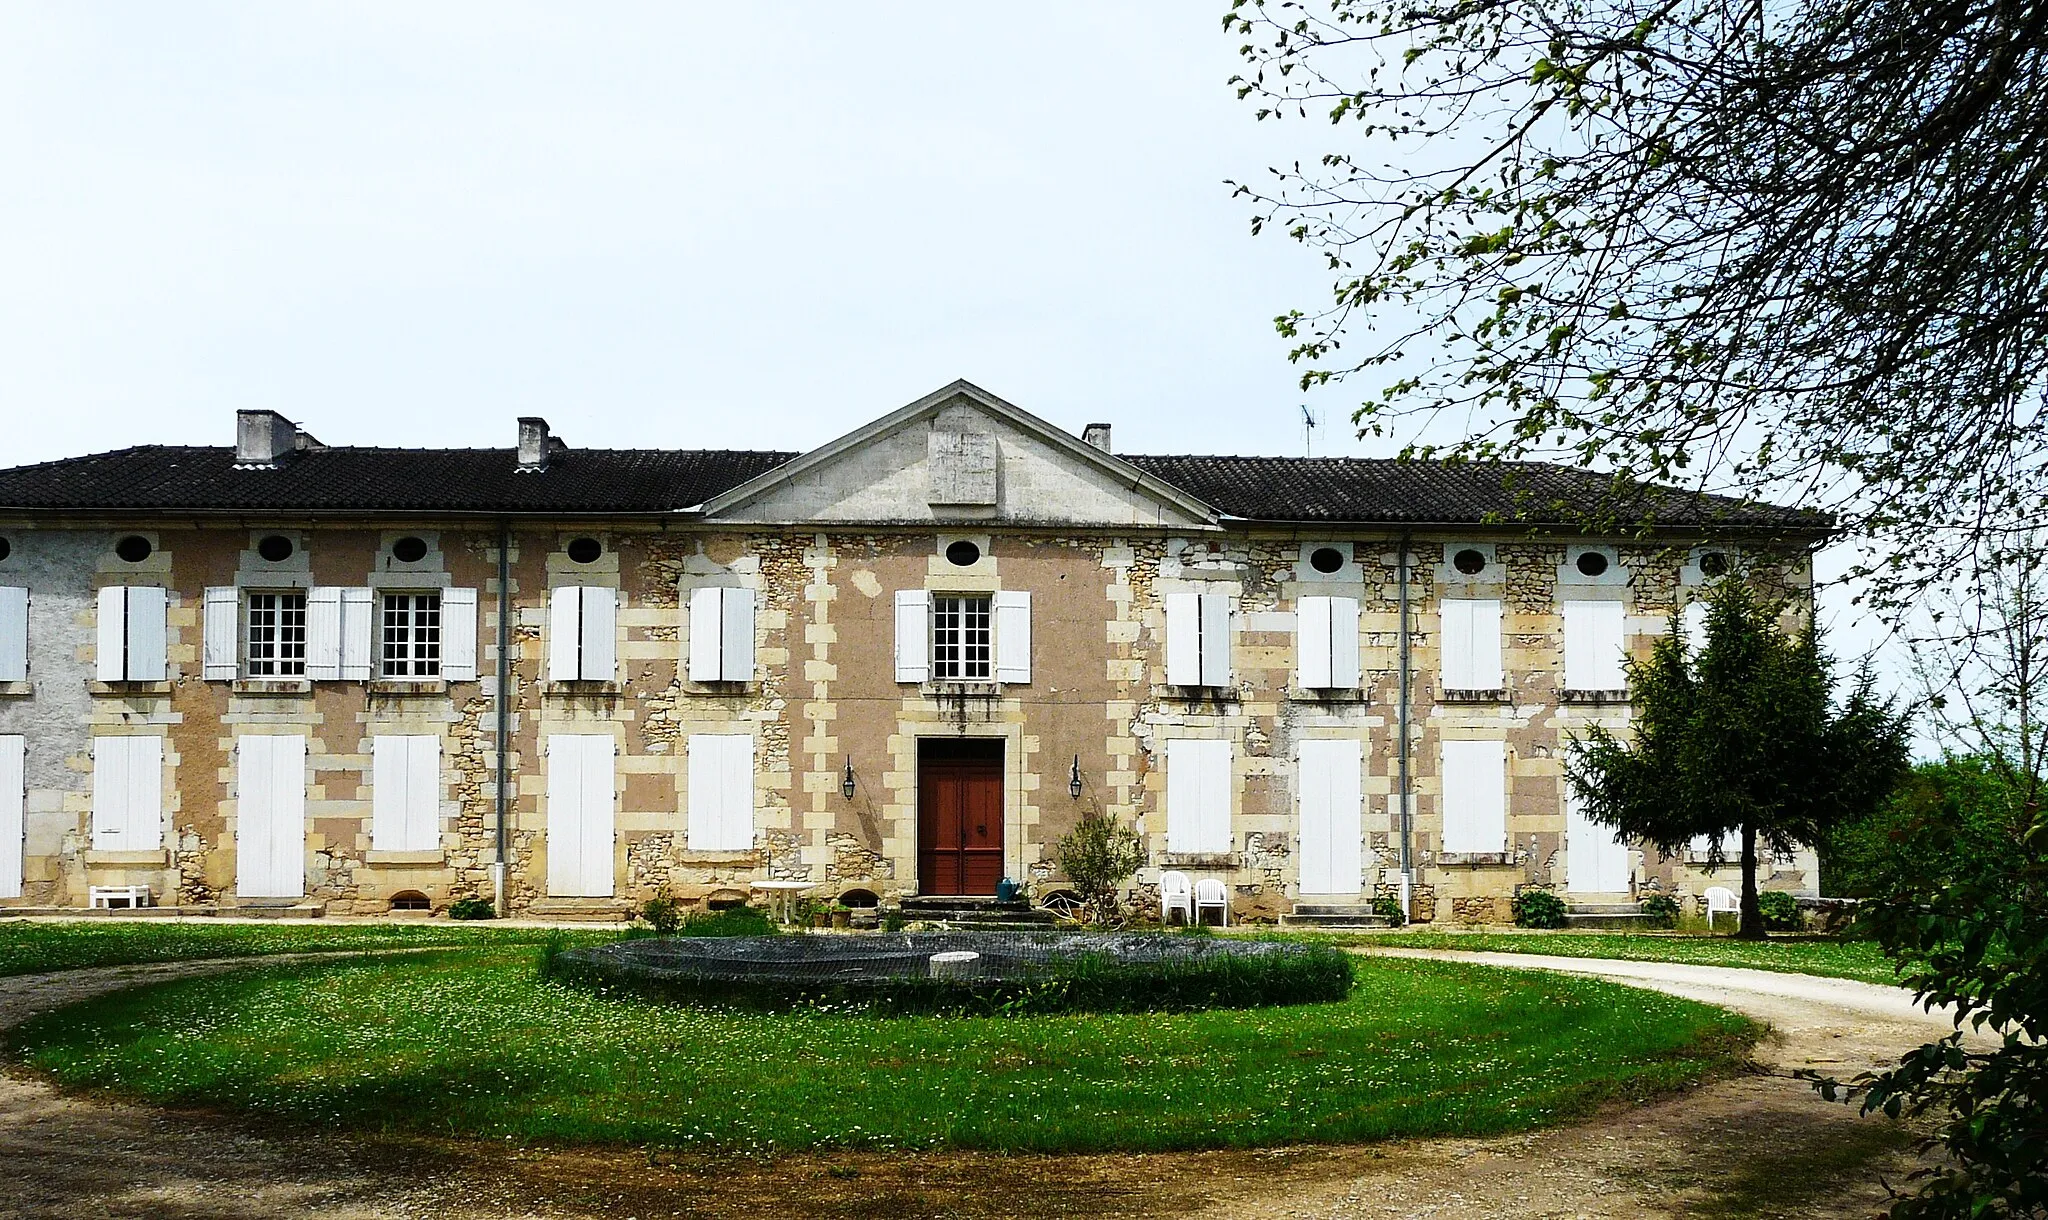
[1396,533,1414,913]
[492,521,512,915]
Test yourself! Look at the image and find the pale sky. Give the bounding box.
[0,2,1911,714]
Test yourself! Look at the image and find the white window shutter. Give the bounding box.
[0,735,24,898]
[1199,593,1232,687]
[1297,596,1333,689]
[1297,738,1363,894]
[1166,739,1232,855]
[440,588,478,681]
[688,587,723,683]
[407,735,441,851]
[305,588,341,680]
[688,733,754,851]
[0,587,27,683]
[894,589,930,683]
[1164,592,1200,685]
[91,736,128,848]
[96,586,127,681]
[720,587,754,682]
[93,736,163,850]
[339,588,374,680]
[545,735,582,895]
[1440,739,1508,854]
[1564,601,1627,691]
[203,587,239,680]
[580,737,614,896]
[371,736,406,850]
[547,587,582,683]
[1681,601,1709,656]
[238,734,306,898]
[993,590,1031,684]
[1330,596,1361,689]
[1440,598,1470,689]
[1443,598,1501,689]
[583,587,618,681]
[1471,599,1503,688]
[125,586,167,681]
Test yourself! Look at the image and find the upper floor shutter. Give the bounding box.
[339,587,374,680]
[1562,600,1627,691]
[203,587,239,680]
[894,589,930,683]
[1164,591,1201,685]
[719,587,754,682]
[1199,593,1232,687]
[993,590,1031,684]
[440,587,478,681]
[1297,596,1333,689]
[1440,598,1503,690]
[0,587,26,683]
[548,587,583,683]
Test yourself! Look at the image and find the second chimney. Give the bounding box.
[517,417,554,472]
[235,410,299,466]
[1081,422,1113,453]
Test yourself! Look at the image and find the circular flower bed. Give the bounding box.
[545,931,1353,1015]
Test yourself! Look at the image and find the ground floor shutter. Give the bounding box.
[91,735,163,850]
[1166,738,1232,854]
[546,734,615,897]
[0,735,22,898]
[1440,739,1508,854]
[687,733,754,851]
[236,734,306,899]
[372,735,441,852]
[1297,738,1363,894]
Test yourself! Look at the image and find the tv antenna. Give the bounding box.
[1301,404,1317,456]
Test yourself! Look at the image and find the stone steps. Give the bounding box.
[1280,903,1391,930]
[1562,900,1662,932]
[896,896,1059,930]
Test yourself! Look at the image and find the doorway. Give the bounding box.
[1565,788,1630,894]
[918,738,1003,895]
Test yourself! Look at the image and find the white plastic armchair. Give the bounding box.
[1193,877,1229,927]
[1159,871,1194,926]
[1703,886,1739,931]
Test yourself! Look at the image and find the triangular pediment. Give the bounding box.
[695,380,1218,529]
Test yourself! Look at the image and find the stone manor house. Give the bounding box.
[0,381,1823,921]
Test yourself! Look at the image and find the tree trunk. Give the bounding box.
[1737,822,1766,940]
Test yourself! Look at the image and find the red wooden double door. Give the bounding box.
[917,739,1004,895]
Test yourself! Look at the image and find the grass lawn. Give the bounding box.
[9,948,1756,1154]
[0,918,612,977]
[1344,930,1902,987]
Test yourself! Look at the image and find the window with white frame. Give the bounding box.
[246,592,308,677]
[931,594,993,681]
[381,593,441,678]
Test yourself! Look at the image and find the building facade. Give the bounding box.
[0,381,1823,920]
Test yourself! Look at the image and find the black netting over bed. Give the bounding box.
[546,932,1353,1015]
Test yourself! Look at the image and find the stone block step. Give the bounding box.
[1561,912,1664,931]
[1280,912,1392,929]
[1566,901,1645,915]
[1291,903,1385,917]
[526,899,633,922]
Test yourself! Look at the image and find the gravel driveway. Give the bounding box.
[0,948,1961,1219]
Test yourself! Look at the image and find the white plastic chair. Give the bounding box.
[1193,877,1229,927]
[1703,886,1739,931]
[1159,871,1194,925]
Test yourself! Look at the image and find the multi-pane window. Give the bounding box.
[930,595,992,680]
[245,593,307,677]
[381,593,442,678]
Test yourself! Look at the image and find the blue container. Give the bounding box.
[994,876,1019,903]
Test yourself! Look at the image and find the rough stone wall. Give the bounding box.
[0,517,1821,918]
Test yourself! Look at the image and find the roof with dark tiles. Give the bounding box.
[0,443,1823,531]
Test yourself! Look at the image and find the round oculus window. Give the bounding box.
[257,535,294,562]
[945,540,982,567]
[390,536,429,564]
[1308,546,1346,574]
[1452,548,1487,576]
[566,537,603,564]
[1699,550,1730,578]
[1575,550,1610,577]
[0,537,11,562]
[115,535,152,563]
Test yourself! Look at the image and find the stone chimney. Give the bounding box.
[517,417,562,473]
[235,410,300,467]
[1081,422,1112,453]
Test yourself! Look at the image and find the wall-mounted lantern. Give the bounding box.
[842,757,856,800]
[1069,755,1083,799]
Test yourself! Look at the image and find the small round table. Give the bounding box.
[749,879,818,926]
